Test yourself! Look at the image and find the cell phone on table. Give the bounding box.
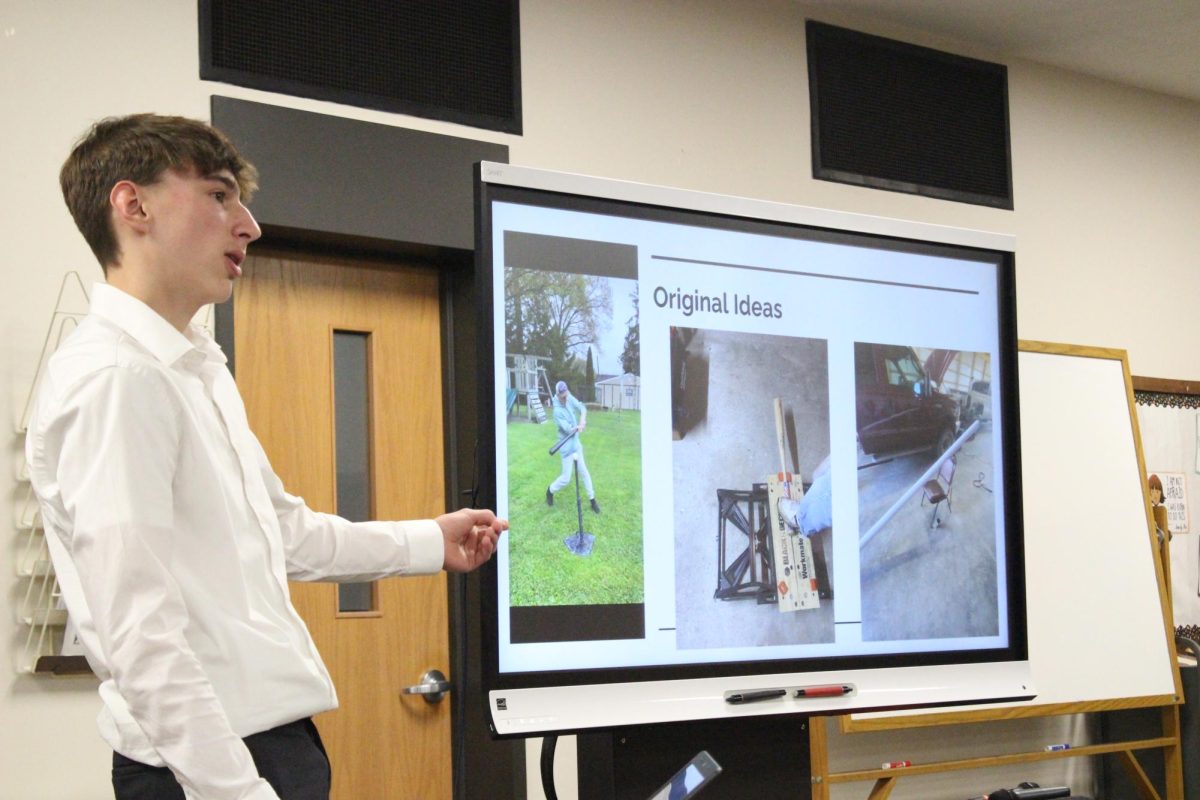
[645,750,722,800]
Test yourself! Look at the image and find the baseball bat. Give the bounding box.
[549,430,577,455]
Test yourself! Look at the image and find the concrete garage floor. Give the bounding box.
[671,328,834,650]
[857,422,999,641]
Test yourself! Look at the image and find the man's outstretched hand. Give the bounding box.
[437,508,507,572]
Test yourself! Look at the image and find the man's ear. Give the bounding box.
[109,180,151,235]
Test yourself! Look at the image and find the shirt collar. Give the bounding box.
[90,283,226,369]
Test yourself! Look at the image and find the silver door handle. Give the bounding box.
[402,668,451,704]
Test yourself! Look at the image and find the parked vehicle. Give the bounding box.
[854,342,959,456]
[963,379,992,423]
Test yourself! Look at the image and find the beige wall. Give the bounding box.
[3,1,1197,797]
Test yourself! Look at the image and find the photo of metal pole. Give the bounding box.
[563,459,595,556]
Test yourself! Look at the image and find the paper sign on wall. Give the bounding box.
[1149,470,1190,535]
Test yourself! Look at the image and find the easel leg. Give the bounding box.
[866,777,898,800]
[1115,749,1164,800]
[1162,704,1184,800]
[809,716,829,800]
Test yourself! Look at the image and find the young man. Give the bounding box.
[27,114,506,800]
[546,380,600,513]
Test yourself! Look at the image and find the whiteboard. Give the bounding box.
[850,342,1180,727]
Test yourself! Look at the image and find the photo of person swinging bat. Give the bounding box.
[500,264,643,613]
[547,379,605,557]
[546,380,601,514]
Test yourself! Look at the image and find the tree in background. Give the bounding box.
[584,346,596,402]
[620,287,640,376]
[505,267,613,394]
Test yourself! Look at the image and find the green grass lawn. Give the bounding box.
[506,408,643,606]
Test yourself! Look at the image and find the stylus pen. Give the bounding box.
[725,689,786,704]
[794,684,853,698]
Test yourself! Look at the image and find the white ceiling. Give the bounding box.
[802,0,1200,103]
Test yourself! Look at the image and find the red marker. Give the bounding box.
[881,760,911,769]
[793,684,853,698]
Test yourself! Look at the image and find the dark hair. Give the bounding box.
[59,114,259,272]
[1149,474,1164,496]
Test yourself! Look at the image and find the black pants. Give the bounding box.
[112,718,330,800]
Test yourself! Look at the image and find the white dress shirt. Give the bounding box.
[26,283,445,800]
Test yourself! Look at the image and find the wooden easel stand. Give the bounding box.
[810,705,1182,800]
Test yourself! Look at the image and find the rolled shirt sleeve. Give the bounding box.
[251,435,445,581]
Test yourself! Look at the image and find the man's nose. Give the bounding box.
[237,203,263,242]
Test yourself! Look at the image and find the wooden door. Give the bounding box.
[233,252,451,798]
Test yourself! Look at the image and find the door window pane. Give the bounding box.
[333,331,375,614]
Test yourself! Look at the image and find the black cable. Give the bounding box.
[540,734,559,800]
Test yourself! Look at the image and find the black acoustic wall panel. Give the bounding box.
[200,0,521,134]
[807,21,1012,209]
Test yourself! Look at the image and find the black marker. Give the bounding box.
[725,689,786,704]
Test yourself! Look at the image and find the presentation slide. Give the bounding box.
[490,196,1011,676]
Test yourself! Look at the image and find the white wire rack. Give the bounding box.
[15,273,91,675]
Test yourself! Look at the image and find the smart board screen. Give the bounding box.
[475,163,1029,735]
